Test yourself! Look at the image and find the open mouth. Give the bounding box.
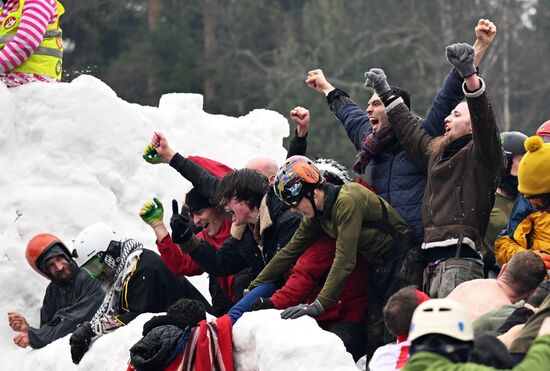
[197,222,209,230]
[444,125,451,135]
[370,117,379,125]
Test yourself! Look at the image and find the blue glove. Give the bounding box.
[280,299,324,319]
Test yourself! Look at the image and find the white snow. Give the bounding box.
[0,76,358,370]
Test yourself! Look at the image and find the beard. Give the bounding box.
[427,135,452,156]
[50,261,78,285]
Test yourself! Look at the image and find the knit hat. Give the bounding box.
[517,136,550,197]
[185,188,213,212]
[166,298,206,327]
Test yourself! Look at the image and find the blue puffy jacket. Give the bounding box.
[329,69,464,240]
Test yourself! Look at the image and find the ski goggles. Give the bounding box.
[282,194,304,208]
[81,253,107,278]
[526,193,550,211]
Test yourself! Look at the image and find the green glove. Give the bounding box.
[140,197,164,226]
[143,144,162,164]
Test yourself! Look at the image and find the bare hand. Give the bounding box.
[8,312,29,332]
[290,106,310,137]
[13,332,30,348]
[475,19,497,49]
[151,132,176,163]
[497,324,525,349]
[305,69,335,95]
[538,317,550,336]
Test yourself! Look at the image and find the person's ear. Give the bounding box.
[268,175,276,185]
[498,263,507,278]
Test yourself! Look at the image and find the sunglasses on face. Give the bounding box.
[527,194,550,211]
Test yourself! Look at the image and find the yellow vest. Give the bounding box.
[0,0,64,79]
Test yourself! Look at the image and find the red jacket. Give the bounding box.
[157,218,236,302]
[270,234,368,328]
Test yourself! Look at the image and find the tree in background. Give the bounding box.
[61,0,549,168]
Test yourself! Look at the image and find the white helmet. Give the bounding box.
[408,299,473,342]
[73,223,121,267]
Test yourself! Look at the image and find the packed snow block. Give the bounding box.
[233,310,358,371]
[3,312,155,371]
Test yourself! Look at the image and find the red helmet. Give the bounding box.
[536,120,550,137]
[26,233,72,278]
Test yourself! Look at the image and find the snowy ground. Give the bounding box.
[0,77,358,370]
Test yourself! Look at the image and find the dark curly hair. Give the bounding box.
[217,168,269,209]
[166,298,206,328]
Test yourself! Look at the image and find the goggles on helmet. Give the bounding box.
[81,252,107,278]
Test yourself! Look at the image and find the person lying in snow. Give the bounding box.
[68,223,211,364]
[126,288,279,371]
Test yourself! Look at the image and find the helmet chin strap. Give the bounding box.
[307,191,322,218]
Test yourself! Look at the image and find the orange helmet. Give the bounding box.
[536,120,550,137]
[26,233,72,278]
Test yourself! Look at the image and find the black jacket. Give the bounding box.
[114,249,211,324]
[129,315,188,371]
[28,267,104,349]
[189,190,301,278]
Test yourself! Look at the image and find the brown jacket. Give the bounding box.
[385,79,505,253]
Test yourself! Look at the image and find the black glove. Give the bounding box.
[70,321,95,364]
[445,43,476,78]
[170,200,194,245]
[251,297,275,311]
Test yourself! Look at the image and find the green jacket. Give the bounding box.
[251,182,411,308]
[404,335,550,371]
[484,192,515,252]
[473,301,524,335]
[511,294,550,354]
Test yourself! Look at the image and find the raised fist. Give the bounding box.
[446,43,476,78]
[363,68,391,97]
[140,197,164,227]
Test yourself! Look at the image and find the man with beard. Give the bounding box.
[8,233,104,349]
[364,42,505,298]
[305,19,496,242]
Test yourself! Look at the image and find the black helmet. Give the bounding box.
[501,131,528,156]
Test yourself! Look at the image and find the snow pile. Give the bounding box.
[234,310,356,371]
[0,76,357,370]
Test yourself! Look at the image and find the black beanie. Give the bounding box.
[166,298,206,327]
[185,188,212,212]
